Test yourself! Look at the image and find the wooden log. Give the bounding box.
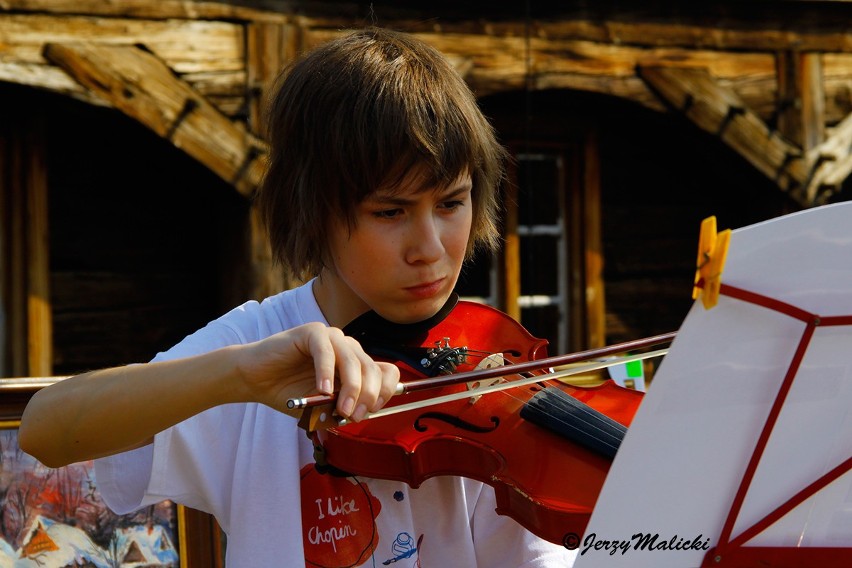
[5,1,852,56]
[639,65,813,207]
[0,14,244,72]
[5,13,852,125]
[0,13,247,115]
[804,110,852,203]
[300,10,852,53]
[777,51,825,152]
[246,22,301,138]
[43,42,267,197]
[0,0,289,23]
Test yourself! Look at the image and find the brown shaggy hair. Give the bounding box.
[256,27,507,279]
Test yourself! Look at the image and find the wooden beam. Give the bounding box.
[43,42,267,197]
[777,51,825,153]
[6,14,852,126]
[528,17,852,54]
[5,1,852,57]
[0,0,289,22]
[0,14,247,117]
[639,65,812,207]
[804,110,852,204]
[300,11,852,54]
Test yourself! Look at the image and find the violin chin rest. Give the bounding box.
[309,442,353,478]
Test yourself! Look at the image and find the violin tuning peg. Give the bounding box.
[692,216,731,310]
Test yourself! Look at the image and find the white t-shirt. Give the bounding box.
[94,281,575,567]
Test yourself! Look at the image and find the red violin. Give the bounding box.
[292,296,673,545]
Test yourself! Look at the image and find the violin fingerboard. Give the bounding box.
[520,387,626,460]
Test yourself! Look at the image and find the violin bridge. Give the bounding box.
[466,353,506,404]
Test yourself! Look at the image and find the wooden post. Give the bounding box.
[246,22,301,139]
[582,129,605,349]
[25,117,52,377]
[501,168,521,321]
[245,22,302,299]
[1,113,52,377]
[776,50,825,154]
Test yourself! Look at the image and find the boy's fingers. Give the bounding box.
[304,325,337,395]
[342,336,385,422]
[328,331,363,419]
[302,325,400,421]
[374,362,400,412]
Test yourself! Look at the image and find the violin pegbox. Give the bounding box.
[420,337,468,375]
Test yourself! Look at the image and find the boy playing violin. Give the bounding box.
[20,28,574,567]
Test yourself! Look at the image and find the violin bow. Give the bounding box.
[286,331,675,419]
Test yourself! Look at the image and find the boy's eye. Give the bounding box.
[441,200,465,210]
[373,208,402,219]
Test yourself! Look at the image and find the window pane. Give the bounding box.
[521,305,561,352]
[520,236,558,296]
[517,156,560,226]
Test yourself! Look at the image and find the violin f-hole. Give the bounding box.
[413,412,500,433]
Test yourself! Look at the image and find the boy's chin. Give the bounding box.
[381,296,454,325]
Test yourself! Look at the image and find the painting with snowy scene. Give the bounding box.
[0,425,179,567]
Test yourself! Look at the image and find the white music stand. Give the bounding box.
[575,201,852,567]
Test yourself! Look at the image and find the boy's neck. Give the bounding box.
[312,271,371,328]
[341,292,458,340]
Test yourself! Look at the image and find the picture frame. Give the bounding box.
[0,377,224,568]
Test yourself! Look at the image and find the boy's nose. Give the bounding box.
[405,217,444,264]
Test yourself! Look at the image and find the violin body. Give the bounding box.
[309,300,643,545]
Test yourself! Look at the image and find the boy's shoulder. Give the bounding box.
[153,281,324,362]
[219,279,325,336]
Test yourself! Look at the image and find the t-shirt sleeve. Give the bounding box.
[93,310,260,521]
[94,402,250,523]
[93,443,155,514]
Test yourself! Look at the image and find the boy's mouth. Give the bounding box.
[404,278,445,299]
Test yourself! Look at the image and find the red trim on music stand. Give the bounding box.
[699,284,852,567]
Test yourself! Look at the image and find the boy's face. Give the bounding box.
[315,169,473,327]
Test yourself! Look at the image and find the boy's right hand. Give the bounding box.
[236,322,400,423]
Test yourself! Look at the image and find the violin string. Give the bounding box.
[521,388,625,452]
[337,349,666,426]
[466,358,635,452]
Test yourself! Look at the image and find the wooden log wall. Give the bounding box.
[3,0,852,366]
[3,4,852,127]
[22,87,252,375]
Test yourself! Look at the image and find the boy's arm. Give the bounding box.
[19,322,399,468]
